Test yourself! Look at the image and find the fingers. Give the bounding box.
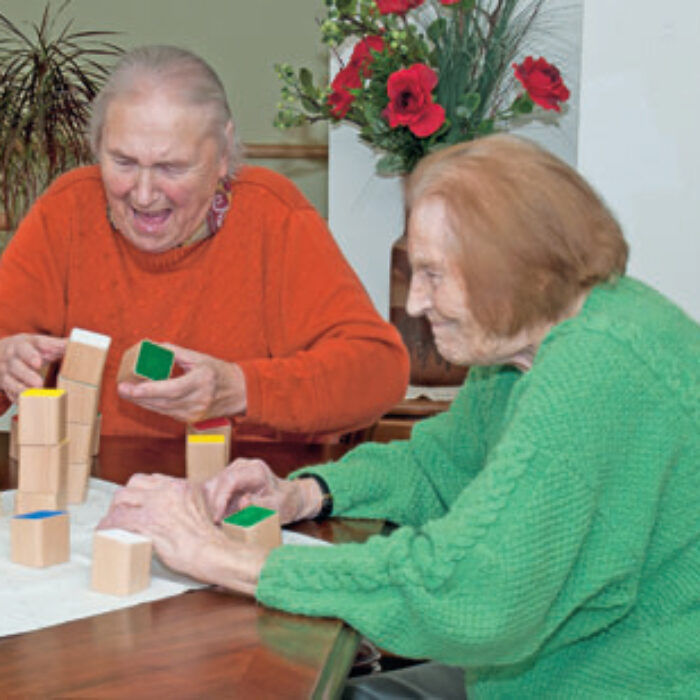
[160,343,205,371]
[34,335,68,362]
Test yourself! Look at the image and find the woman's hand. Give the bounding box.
[117,343,246,423]
[204,458,323,525]
[98,473,266,595]
[0,333,67,402]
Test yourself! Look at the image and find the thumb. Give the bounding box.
[160,342,205,370]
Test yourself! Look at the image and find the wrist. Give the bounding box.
[295,474,333,522]
[213,361,247,417]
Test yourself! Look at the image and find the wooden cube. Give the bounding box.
[67,422,93,463]
[17,389,66,445]
[18,439,68,493]
[59,328,111,386]
[15,490,67,515]
[9,414,18,460]
[66,462,91,504]
[11,510,70,567]
[186,434,228,483]
[117,340,174,384]
[222,505,281,551]
[187,417,232,458]
[92,529,152,596]
[57,375,100,425]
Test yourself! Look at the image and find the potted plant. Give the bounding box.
[274,0,571,385]
[0,0,123,246]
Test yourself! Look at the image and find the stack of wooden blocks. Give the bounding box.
[58,328,111,503]
[186,417,232,483]
[15,388,68,515]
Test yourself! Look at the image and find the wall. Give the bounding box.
[578,1,699,320]
[0,0,329,214]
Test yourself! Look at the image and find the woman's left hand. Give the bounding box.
[117,343,247,423]
[98,473,266,595]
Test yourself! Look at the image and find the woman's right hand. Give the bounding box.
[204,458,323,526]
[0,333,67,402]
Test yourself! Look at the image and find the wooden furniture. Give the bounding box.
[0,433,383,697]
[369,397,452,442]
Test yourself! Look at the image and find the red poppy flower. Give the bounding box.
[328,65,362,118]
[383,63,445,137]
[513,56,570,112]
[375,0,425,16]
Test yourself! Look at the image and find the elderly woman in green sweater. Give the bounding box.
[101,135,700,698]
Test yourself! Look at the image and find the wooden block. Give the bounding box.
[117,340,174,384]
[11,510,70,567]
[187,417,232,458]
[222,505,281,551]
[57,375,100,425]
[66,462,91,504]
[186,434,228,483]
[67,421,93,463]
[9,414,18,460]
[59,328,111,386]
[18,439,68,494]
[91,413,102,456]
[15,490,67,514]
[91,529,152,596]
[17,389,66,445]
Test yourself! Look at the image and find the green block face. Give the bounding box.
[224,505,275,528]
[136,341,174,381]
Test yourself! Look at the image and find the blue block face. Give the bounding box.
[14,510,66,520]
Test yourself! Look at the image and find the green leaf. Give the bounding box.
[300,96,321,114]
[426,18,447,45]
[376,152,405,175]
[513,93,534,114]
[458,92,481,116]
[477,118,495,135]
[299,68,314,93]
[336,0,356,14]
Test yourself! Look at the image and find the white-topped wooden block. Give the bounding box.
[91,529,152,596]
[60,328,111,386]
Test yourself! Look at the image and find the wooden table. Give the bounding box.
[0,433,382,698]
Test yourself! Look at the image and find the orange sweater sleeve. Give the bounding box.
[0,202,70,413]
[237,207,409,435]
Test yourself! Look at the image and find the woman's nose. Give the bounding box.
[406,274,430,318]
[132,168,157,207]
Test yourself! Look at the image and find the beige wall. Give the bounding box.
[1,0,329,214]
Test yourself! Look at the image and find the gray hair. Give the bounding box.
[89,45,243,174]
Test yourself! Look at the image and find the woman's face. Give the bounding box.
[406,197,514,367]
[99,88,229,253]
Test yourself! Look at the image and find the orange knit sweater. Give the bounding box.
[0,165,409,438]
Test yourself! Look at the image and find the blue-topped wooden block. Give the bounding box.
[11,509,70,567]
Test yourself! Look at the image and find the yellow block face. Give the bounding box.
[22,388,66,398]
[187,434,225,444]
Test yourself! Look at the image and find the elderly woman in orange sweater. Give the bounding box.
[0,45,408,444]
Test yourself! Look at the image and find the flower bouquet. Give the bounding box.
[275,0,570,175]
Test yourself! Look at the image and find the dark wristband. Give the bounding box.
[296,473,333,522]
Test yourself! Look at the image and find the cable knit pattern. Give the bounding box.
[257,278,700,698]
[0,165,408,440]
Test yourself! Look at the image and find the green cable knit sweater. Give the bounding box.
[257,278,700,698]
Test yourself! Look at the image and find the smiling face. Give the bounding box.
[98,86,229,253]
[406,196,538,368]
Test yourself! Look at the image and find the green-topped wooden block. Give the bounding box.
[222,505,281,551]
[117,340,174,383]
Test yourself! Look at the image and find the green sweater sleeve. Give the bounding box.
[294,366,519,527]
[258,327,681,667]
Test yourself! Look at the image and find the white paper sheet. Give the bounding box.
[0,479,327,638]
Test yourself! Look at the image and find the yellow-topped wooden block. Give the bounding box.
[187,434,226,444]
[186,433,228,483]
[18,389,67,445]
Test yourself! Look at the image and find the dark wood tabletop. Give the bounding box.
[0,432,382,698]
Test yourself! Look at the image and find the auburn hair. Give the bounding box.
[405,134,628,336]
